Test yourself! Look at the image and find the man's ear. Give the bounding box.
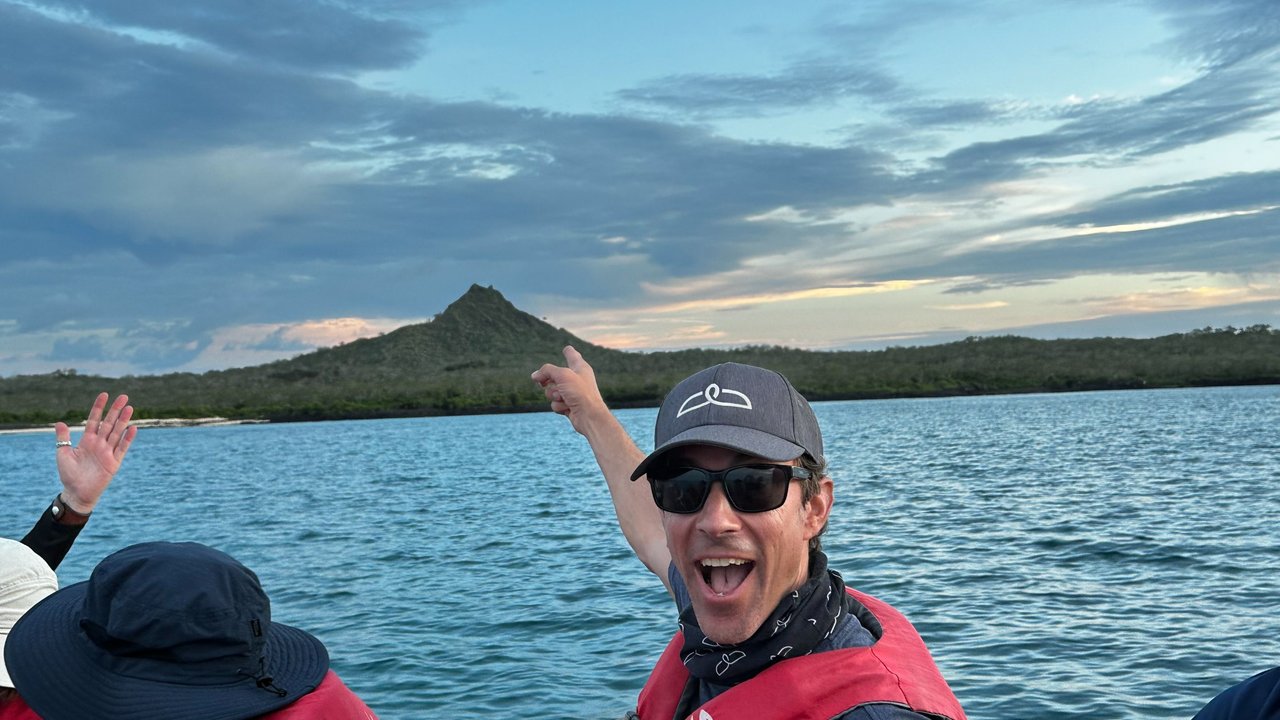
[803,476,834,539]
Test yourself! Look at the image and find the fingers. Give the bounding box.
[530,363,557,386]
[531,346,589,385]
[106,404,134,447]
[99,394,128,436]
[563,345,587,370]
[85,392,109,434]
[115,425,138,462]
[563,345,594,380]
[55,421,71,447]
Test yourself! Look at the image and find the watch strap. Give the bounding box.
[51,493,92,526]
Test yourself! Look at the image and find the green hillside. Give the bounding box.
[3,284,1279,427]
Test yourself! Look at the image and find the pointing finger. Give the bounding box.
[531,364,553,384]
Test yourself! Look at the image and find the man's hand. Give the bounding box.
[531,345,610,436]
[55,392,138,514]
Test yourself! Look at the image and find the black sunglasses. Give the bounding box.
[646,463,813,514]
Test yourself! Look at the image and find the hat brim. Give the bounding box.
[630,424,806,480]
[5,580,329,720]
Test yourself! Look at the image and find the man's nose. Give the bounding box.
[696,481,741,535]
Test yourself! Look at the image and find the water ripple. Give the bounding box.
[2,387,1278,718]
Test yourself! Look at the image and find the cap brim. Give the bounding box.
[630,424,806,480]
[0,631,13,688]
[5,581,329,720]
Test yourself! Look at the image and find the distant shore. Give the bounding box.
[0,417,268,435]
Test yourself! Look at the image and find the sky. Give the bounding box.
[2,0,1279,377]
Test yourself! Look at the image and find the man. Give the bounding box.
[534,347,966,720]
[1193,668,1280,719]
[18,392,137,571]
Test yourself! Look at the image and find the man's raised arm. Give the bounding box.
[532,346,672,590]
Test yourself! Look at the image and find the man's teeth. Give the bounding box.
[700,558,749,567]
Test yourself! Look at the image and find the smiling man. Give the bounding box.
[533,348,967,720]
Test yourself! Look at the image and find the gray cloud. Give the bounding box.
[240,328,314,353]
[2,0,1279,375]
[892,100,1018,128]
[616,59,902,117]
[1156,0,1280,70]
[1050,170,1280,228]
[46,335,108,362]
[914,56,1280,191]
[893,206,1280,287]
[24,0,439,72]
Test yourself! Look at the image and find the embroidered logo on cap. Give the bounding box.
[676,383,752,417]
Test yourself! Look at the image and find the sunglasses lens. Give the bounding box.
[650,469,710,513]
[724,466,789,512]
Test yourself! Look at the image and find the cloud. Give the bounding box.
[616,58,901,117]
[45,334,108,362]
[1157,0,1280,70]
[897,206,1280,285]
[241,327,314,353]
[2,0,1279,376]
[1049,170,1280,228]
[909,26,1280,192]
[23,0,439,72]
[8,146,346,245]
[928,301,1009,311]
[892,100,1024,128]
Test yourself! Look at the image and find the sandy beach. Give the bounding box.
[0,418,267,435]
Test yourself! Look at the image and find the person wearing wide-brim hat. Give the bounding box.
[0,538,59,720]
[4,541,376,720]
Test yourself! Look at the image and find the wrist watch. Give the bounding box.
[51,493,92,526]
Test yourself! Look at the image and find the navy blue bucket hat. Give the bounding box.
[4,541,329,720]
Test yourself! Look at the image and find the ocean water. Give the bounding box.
[2,385,1278,719]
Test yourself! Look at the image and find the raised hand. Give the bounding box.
[531,345,608,436]
[55,392,138,514]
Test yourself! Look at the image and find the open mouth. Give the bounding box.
[699,557,755,596]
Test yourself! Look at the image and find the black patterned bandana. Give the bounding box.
[677,551,852,686]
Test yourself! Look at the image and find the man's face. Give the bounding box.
[661,444,832,646]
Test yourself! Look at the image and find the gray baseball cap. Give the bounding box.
[630,362,824,480]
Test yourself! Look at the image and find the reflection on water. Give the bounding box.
[2,385,1277,719]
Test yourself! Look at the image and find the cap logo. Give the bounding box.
[676,383,752,417]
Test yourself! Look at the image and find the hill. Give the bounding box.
[3,284,1280,426]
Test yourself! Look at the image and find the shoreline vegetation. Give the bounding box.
[3,285,1279,430]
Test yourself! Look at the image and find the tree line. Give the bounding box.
[3,325,1278,428]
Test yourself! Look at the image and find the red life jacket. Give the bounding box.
[0,672,373,720]
[258,671,378,720]
[0,696,40,720]
[635,588,966,720]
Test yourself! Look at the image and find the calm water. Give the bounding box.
[2,385,1278,719]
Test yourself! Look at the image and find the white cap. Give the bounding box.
[0,538,59,688]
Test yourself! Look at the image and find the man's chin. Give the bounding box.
[691,602,760,646]
[701,625,754,646]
